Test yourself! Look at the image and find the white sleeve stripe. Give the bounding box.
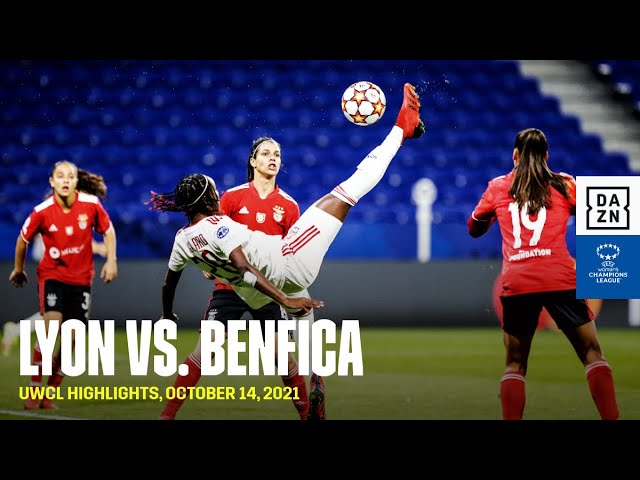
[34,197,54,212]
[78,192,99,204]
[472,212,491,222]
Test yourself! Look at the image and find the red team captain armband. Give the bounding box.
[243,271,257,287]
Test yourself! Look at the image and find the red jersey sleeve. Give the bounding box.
[219,191,234,216]
[559,172,577,215]
[94,199,113,235]
[468,184,497,237]
[20,209,43,244]
[473,185,497,221]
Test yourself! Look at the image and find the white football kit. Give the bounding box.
[168,125,406,311]
[168,204,342,310]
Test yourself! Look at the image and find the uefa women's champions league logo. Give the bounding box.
[596,243,620,268]
[589,242,628,286]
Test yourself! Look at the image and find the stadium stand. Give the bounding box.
[591,59,640,119]
[0,60,635,260]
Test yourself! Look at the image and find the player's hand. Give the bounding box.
[9,270,28,288]
[100,259,118,284]
[283,296,324,316]
[202,271,214,280]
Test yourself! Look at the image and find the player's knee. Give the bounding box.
[583,340,604,362]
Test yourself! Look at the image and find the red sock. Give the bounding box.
[160,355,201,419]
[30,343,43,386]
[500,371,526,420]
[586,361,619,420]
[47,349,65,388]
[281,364,309,420]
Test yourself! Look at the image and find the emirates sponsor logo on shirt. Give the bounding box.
[77,213,89,230]
[256,212,266,223]
[61,246,83,256]
[273,205,284,222]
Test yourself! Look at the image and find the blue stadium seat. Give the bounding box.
[0,60,635,260]
[591,60,640,114]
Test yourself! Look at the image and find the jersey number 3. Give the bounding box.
[508,202,547,249]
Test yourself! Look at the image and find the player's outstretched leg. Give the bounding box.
[282,82,427,290]
[327,82,426,215]
[395,83,425,140]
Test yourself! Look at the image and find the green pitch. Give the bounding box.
[1,327,638,420]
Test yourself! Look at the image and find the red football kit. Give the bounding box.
[20,192,113,286]
[470,171,577,296]
[214,181,300,291]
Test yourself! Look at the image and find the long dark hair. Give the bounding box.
[147,173,220,217]
[508,128,569,215]
[247,136,280,181]
[50,160,107,200]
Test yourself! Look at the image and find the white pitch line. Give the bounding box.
[0,409,89,420]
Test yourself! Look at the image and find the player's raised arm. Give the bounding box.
[228,246,323,315]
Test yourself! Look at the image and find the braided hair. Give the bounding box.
[147,173,220,217]
[247,136,281,181]
[509,128,570,216]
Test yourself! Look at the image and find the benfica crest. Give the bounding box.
[77,213,89,230]
[273,205,285,222]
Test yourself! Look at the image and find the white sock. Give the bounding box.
[25,311,42,332]
[2,321,20,348]
[331,126,403,206]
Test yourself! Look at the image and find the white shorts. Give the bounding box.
[231,206,342,310]
[281,206,343,294]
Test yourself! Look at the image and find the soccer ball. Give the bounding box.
[341,81,386,126]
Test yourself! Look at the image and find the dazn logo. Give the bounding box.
[586,186,630,230]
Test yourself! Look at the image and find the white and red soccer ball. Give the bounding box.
[341,81,386,126]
